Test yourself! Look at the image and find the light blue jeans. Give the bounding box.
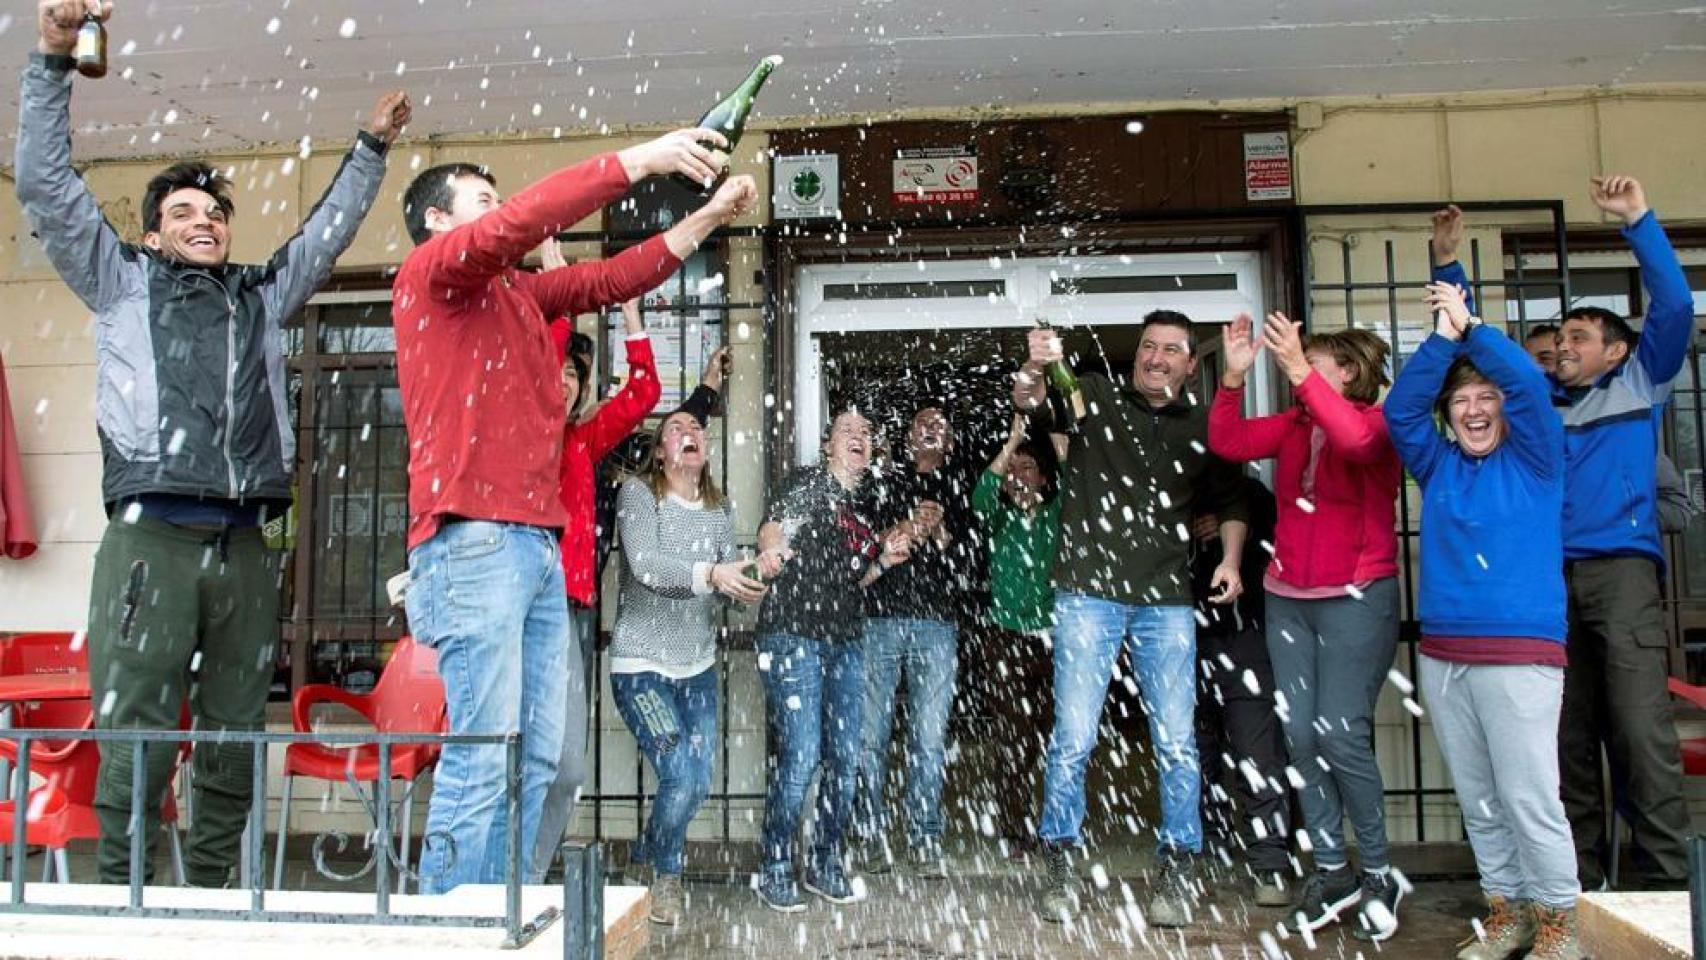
[1039,591,1200,854]
[758,633,865,874]
[857,617,957,848]
[404,521,569,894]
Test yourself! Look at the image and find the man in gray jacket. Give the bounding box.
[18,0,407,886]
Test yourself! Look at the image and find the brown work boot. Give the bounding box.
[1526,903,1582,960]
[1455,894,1535,959]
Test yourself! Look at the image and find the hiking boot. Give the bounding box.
[1288,863,1361,932]
[1038,841,1081,923]
[1250,869,1291,908]
[910,839,948,880]
[755,864,806,914]
[1147,849,1198,928]
[803,857,863,905]
[1351,869,1406,943]
[1455,895,1536,960]
[1526,903,1582,960]
[649,873,685,927]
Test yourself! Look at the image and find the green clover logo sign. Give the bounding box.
[791,168,824,204]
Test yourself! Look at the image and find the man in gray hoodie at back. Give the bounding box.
[17,0,407,886]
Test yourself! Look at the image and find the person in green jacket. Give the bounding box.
[971,414,1063,848]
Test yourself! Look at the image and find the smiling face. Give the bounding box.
[145,187,231,266]
[823,411,874,476]
[560,360,582,413]
[426,174,503,236]
[658,412,707,473]
[1130,323,1197,405]
[1555,316,1627,387]
[1448,378,1508,457]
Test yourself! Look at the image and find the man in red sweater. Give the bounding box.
[392,130,756,893]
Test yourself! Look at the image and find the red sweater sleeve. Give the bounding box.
[1293,372,1392,465]
[1208,385,1291,462]
[409,152,633,298]
[518,233,681,321]
[575,335,663,463]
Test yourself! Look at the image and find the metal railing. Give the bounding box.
[0,726,597,951]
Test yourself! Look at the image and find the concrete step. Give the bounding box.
[1579,891,1691,959]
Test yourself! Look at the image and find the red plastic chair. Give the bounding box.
[0,632,85,678]
[1666,677,1706,776]
[272,636,447,891]
[0,697,185,883]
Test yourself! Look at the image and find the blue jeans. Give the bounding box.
[857,617,957,847]
[758,633,865,873]
[403,521,569,894]
[1039,591,1200,854]
[610,669,718,876]
[528,604,597,882]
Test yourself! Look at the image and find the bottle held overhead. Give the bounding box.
[75,11,107,79]
[671,55,783,193]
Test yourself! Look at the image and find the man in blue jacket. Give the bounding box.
[19,0,406,886]
[1550,176,1693,891]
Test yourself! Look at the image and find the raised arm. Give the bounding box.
[1593,176,1694,388]
[259,92,405,322]
[1013,328,1054,415]
[1430,204,1477,316]
[574,303,663,463]
[1384,320,1460,485]
[15,8,131,312]
[1210,312,1291,463]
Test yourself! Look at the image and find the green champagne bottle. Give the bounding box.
[1036,319,1086,421]
[671,55,783,193]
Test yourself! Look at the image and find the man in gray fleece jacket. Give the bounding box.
[18,0,406,886]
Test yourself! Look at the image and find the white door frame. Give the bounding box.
[792,251,1271,465]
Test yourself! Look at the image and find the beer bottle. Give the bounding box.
[1036,319,1086,422]
[75,12,107,79]
[671,55,782,193]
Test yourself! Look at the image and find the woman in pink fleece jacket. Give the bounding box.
[1208,313,1406,942]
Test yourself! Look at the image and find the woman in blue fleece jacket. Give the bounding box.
[1384,282,1578,960]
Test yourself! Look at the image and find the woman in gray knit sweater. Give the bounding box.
[613,408,766,926]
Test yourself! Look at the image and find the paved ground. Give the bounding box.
[643,839,1484,959]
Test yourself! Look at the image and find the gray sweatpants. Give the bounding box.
[1420,654,1580,909]
[529,604,598,882]
[1265,577,1399,871]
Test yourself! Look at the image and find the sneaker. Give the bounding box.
[1288,864,1361,932]
[755,865,806,914]
[649,873,685,927]
[1455,895,1535,960]
[1147,850,1198,928]
[803,858,863,905]
[1351,869,1406,943]
[910,840,948,880]
[1526,903,1582,960]
[859,839,894,876]
[1038,841,1081,923]
[1250,869,1291,909]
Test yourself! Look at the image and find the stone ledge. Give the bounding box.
[1579,891,1690,960]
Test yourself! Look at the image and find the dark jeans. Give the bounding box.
[1264,578,1399,872]
[88,517,279,887]
[1560,556,1690,888]
[969,626,1054,839]
[610,668,717,876]
[1196,623,1292,874]
[758,633,865,874]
